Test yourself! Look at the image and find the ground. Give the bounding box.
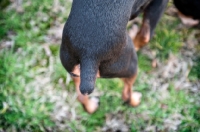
[0,0,200,131]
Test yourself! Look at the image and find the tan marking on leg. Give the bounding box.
[71,64,100,77]
[96,70,100,78]
[129,24,139,39]
[121,73,142,107]
[133,20,150,51]
[71,65,80,76]
[73,74,99,114]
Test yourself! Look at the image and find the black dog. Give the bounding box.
[173,0,200,26]
[60,0,168,113]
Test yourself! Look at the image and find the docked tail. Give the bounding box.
[80,59,99,95]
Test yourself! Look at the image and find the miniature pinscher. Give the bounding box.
[60,0,168,114]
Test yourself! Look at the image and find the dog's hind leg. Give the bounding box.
[122,72,142,107]
[73,76,99,114]
[133,0,169,51]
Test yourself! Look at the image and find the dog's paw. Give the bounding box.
[129,92,142,107]
[84,96,100,114]
[178,11,199,27]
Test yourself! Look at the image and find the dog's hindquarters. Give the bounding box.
[60,0,150,113]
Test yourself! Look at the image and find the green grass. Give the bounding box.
[148,16,183,60]
[0,46,55,131]
[188,53,200,80]
[0,1,200,131]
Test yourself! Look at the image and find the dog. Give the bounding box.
[60,0,168,114]
[173,0,200,26]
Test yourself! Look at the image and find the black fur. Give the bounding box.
[143,0,169,39]
[60,0,166,95]
[174,0,200,20]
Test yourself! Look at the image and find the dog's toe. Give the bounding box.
[85,96,100,114]
[129,92,142,107]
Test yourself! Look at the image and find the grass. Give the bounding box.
[149,22,183,60]
[0,0,200,131]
